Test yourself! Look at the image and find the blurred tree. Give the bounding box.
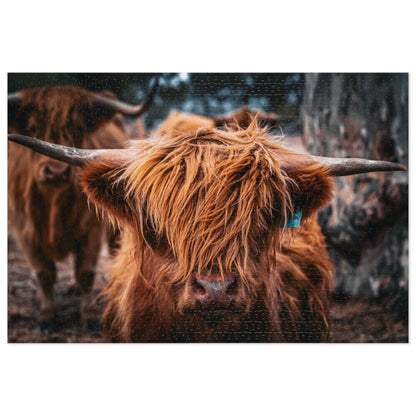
[301,74,408,316]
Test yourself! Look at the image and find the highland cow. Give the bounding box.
[7,79,158,330]
[8,116,406,341]
[156,111,215,136]
[157,106,281,137]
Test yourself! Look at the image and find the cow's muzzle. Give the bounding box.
[191,276,238,310]
[40,162,71,185]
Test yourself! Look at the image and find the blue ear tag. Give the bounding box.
[281,209,303,228]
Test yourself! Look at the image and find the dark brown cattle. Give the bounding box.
[7,81,158,330]
[8,116,406,341]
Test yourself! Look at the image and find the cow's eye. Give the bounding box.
[143,227,171,255]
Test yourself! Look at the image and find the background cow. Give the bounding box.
[8,116,406,342]
[156,110,215,136]
[7,80,158,330]
[214,105,282,130]
[156,106,283,138]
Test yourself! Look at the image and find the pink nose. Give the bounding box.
[191,277,238,308]
[43,163,70,182]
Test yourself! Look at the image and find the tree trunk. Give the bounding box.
[301,73,408,316]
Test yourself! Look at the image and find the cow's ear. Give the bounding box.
[81,162,133,224]
[286,164,334,219]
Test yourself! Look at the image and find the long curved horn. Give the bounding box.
[312,156,407,176]
[91,76,160,117]
[8,134,135,167]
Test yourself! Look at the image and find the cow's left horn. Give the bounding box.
[313,156,407,176]
[8,134,134,167]
[91,76,160,117]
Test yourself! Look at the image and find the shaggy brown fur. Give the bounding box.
[81,121,335,342]
[214,105,281,130]
[8,86,133,327]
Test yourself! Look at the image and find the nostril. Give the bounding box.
[62,166,70,180]
[226,277,238,297]
[44,166,54,180]
[191,277,207,296]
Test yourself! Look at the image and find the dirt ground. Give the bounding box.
[7,236,408,343]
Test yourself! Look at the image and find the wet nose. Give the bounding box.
[191,277,238,308]
[43,163,70,182]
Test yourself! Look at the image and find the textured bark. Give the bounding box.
[301,74,408,310]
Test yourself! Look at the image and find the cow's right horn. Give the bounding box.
[91,76,160,117]
[313,156,407,176]
[8,134,135,167]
